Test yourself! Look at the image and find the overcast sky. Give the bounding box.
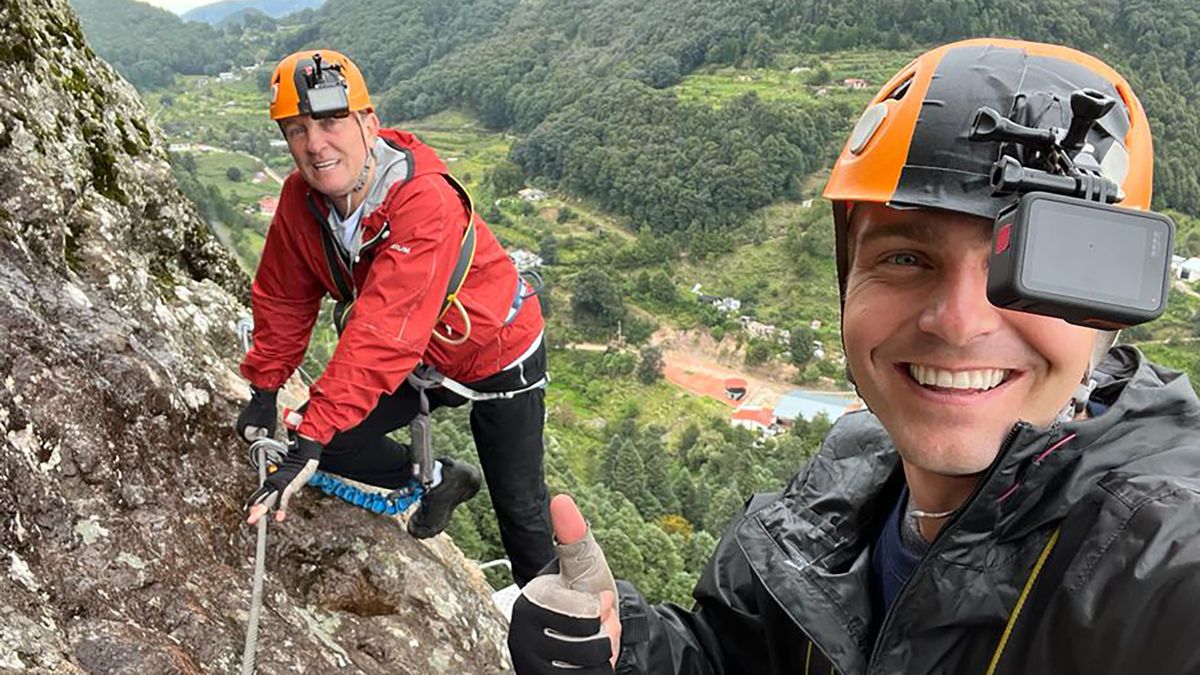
[140,0,210,15]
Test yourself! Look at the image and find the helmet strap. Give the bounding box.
[339,113,375,215]
[1053,328,1117,424]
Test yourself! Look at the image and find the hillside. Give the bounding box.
[183,0,325,24]
[70,0,264,90]
[281,0,1200,225]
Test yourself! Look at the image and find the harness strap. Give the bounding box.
[407,362,547,402]
[438,174,478,322]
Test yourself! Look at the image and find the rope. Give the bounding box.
[308,472,424,514]
[237,441,423,673]
[240,441,272,675]
[236,314,420,672]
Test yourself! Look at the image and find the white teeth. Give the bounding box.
[314,159,338,170]
[907,364,1010,391]
[969,371,984,389]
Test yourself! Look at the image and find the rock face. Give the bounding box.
[0,1,511,672]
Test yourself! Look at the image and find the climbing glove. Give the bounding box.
[244,435,322,519]
[509,495,620,674]
[236,387,278,442]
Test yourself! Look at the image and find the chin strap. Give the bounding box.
[339,115,376,215]
[1057,330,1118,424]
[1055,377,1098,425]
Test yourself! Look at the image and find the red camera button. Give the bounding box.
[995,224,1012,255]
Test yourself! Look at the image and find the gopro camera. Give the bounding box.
[298,53,350,119]
[988,192,1175,329]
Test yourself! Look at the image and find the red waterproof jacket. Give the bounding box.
[240,128,543,444]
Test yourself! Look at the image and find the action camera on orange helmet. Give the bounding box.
[987,192,1174,329]
[824,40,1174,330]
[971,88,1176,329]
[298,53,350,120]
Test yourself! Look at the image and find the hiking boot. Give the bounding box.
[407,458,482,539]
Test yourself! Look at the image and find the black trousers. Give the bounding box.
[319,341,554,586]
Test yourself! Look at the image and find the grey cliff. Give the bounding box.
[0,0,512,671]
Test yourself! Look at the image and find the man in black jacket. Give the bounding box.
[507,38,1200,675]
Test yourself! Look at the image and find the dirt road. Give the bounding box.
[653,328,853,409]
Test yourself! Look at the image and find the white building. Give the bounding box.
[518,188,548,202]
[713,297,741,313]
[1177,257,1200,281]
[509,249,543,272]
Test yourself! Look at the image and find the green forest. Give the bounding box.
[71,0,279,89]
[72,0,1200,604]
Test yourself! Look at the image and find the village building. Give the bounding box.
[1175,255,1200,281]
[731,406,776,434]
[508,249,543,272]
[258,195,278,216]
[724,377,748,402]
[774,389,861,424]
[518,187,548,202]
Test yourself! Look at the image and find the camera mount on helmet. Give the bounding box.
[968,89,1174,329]
[298,52,351,120]
[969,88,1123,203]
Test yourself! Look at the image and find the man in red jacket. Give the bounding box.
[238,49,553,585]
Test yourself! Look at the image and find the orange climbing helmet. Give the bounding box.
[268,49,372,121]
[822,38,1153,293]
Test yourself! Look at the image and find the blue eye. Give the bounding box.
[887,252,921,266]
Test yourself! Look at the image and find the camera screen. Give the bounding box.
[305,85,349,117]
[1022,199,1168,311]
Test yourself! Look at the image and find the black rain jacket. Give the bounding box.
[615,347,1200,674]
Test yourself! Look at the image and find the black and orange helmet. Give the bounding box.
[268,49,372,121]
[822,38,1153,294]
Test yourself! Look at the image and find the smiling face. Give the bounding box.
[280,111,378,199]
[841,203,1098,476]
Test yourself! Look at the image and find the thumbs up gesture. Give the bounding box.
[508,494,622,674]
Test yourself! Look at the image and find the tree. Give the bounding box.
[571,268,625,329]
[677,423,701,455]
[539,233,559,264]
[682,530,717,570]
[643,54,681,88]
[602,435,659,515]
[807,64,832,86]
[226,166,243,182]
[648,270,677,304]
[788,326,816,368]
[486,160,525,196]
[637,345,664,384]
[745,340,771,366]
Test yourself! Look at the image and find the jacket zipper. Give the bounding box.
[332,211,390,300]
[864,422,1030,673]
